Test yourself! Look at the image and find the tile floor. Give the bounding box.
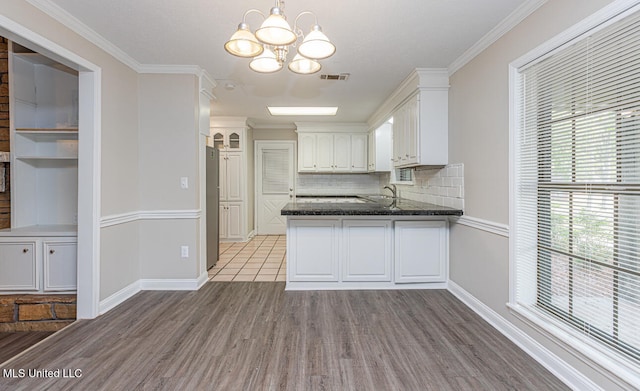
[208,235,286,282]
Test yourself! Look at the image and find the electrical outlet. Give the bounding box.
[180,177,188,189]
[181,246,189,258]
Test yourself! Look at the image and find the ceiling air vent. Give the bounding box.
[320,73,350,81]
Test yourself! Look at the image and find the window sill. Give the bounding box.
[507,302,640,389]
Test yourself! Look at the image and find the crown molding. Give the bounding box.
[26,0,143,72]
[448,0,548,76]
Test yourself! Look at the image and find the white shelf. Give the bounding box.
[16,156,78,161]
[0,224,77,237]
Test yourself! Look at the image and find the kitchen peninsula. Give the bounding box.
[281,195,462,290]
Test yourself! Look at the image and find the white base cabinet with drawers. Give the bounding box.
[0,232,77,293]
[286,217,448,290]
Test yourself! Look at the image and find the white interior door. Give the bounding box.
[256,141,295,235]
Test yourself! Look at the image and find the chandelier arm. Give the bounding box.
[242,9,265,24]
[293,11,319,34]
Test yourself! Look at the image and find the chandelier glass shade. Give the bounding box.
[224,1,335,74]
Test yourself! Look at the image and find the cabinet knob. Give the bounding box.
[406,154,409,157]
[23,248,29,253]
[50,249,55,254]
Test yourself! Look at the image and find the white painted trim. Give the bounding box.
[195,271,209,289]
[98,272,208,315]
[447,281,601,391]
[508,303,640,390]
[139,277,205,291]
[100,210,202,228]
[25,0,142,72]
[452,215,509,237]
[1,13,103,320]
[138,64,203,75]
[100,211,139,228]
[98,280,141,315]
[138,210,201,220]
[448,0,548,76]
[510,0,640,70]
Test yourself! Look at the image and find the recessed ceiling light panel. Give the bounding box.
[267,106,338,116]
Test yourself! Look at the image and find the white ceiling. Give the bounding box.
[44,0,529,127]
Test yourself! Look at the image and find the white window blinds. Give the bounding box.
[515,10,640,363]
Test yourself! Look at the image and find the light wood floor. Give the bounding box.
[0,283,569,390]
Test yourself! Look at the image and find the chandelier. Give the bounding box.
[224,1,336,74]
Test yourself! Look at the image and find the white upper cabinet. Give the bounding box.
[368,69,449,168]
[369,122,392,172]
[350,133,368,172]
[295,123,368,173]
[211,128,243,151]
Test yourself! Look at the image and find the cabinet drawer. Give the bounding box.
[0,241,38,290]
[44,241,77,291]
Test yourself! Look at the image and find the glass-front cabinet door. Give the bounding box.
[211,128,243,151]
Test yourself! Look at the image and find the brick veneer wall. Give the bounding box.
[0,36,10,229]
[0,294,76,332]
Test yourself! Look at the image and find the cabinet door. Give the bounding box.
[219,153,228,200]
[288,220,339,282]
[212,131,225,150]
[225,153,243,201]
[227,130,242,151]
[342,220,392,281]
[0,241,38,291]
[350,134,368,172]
[368,131,376,172]
[333,134,351,171]
[226,202,243,239]
[316,133,335,171]
[219,204,228,239]
[298,133,317,172]
[405,95,419,165]
[392,105,405,166]
[44,241,77,291]
[394,221,447,283]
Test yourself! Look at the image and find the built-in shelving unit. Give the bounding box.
[0,42,78,293]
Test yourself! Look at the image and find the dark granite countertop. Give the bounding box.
[281,195,463,216]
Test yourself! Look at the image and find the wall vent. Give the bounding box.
[320,73,350,81]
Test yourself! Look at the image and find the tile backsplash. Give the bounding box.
[297,173,385,195]
[398,163,465,210]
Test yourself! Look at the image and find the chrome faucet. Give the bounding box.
[383,184,397,199]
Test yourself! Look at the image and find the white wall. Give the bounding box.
[447,0,627,389]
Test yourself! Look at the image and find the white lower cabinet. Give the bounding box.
[0,236,77,292]
[0,241,37,290]
[44,241,77,291]
[286,217,449,288]
[394,221,447,283]
[342,220,392,282]
[288,219,339,282]
[220,202,243,240]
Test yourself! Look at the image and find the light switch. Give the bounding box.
[181,246,189,258]
[180,177,188,189]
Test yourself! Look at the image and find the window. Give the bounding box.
[513,8,640,366]
[395,167,414,183]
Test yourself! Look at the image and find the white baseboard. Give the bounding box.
[447,281,601,391]
[99,280,141,315]
[196,271,209,289]
[98,274,208,314]
[140,277,205,290]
